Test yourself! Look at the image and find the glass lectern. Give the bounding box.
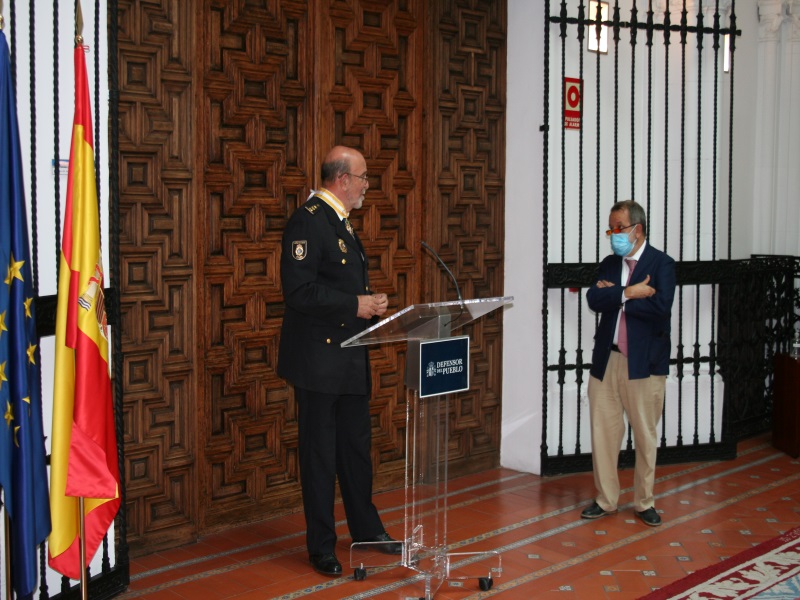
[342,296,513,599]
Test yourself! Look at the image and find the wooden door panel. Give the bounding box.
[199,0,313,529]
[118,0,505,553]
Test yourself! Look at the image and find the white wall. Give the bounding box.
[502,0,546,473]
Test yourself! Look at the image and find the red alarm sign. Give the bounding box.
[564,77,582,130]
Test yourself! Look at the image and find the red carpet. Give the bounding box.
[639,525,800,599]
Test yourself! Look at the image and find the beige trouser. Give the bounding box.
[588,350,666,512]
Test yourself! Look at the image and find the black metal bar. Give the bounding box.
[34,289,116,339]
[575,0,587,455]
[544,442,737,476]
[541,0,553,468]
[558,0,568,456]
[631,0,638,200]
[613,0,620,203]
[108,0,130,589]
[727,1,736,260]
[709,0,720,444]
[546,259,763,288]
[53,0,61,283]
[547,13,742,37]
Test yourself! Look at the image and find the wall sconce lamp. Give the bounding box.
[588,1,609,54]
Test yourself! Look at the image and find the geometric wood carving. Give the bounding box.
[118,0,197,554]
[118,0,506,554]
[425,0,507,477]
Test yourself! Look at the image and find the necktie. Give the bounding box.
[344,218,354,238]
[617,258,637,357]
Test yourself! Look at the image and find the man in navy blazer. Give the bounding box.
[278,146,401,577]
[581,200,676,527]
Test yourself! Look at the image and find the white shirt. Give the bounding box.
[613,240,647,345]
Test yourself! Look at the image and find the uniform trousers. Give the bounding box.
[588,349,666,512]
[296,387,384,555]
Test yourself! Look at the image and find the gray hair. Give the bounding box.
[321,157,350,185]
[611,200,647,236]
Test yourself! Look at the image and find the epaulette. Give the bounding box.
[304,199,322,215]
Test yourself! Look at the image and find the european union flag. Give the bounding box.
[0,30,52,598]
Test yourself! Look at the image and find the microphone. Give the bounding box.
[421,241,464,307]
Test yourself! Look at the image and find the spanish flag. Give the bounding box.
[48,44,120,580]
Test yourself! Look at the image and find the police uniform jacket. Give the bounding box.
[277,195,373,396]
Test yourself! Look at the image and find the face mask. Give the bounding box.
[610,225,637,256]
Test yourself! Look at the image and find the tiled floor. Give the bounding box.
[120,434,800,599]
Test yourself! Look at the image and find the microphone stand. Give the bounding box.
[421,241,466,328]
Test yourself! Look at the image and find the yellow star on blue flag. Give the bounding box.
[5,253,24,285]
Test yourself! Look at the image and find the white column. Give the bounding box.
[502,0,545,474]
[774,0,800,255]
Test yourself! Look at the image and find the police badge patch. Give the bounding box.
[292,240,308,260]
[338,239,347,253]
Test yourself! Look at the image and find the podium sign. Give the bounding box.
[419,336,469,398]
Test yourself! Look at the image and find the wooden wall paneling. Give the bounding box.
[317,0,425,492]
[199,0,313,531]
[426,0,507,478]
[118,0,506,551]
[117,0,198,554]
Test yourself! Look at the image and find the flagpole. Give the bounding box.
[3,14,17,600]
[79,498,87,600]
[4,509,11,600]
[74,4,89,599]
[0,8,8,596]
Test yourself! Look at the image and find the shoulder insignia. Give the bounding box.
[292,240,308,260]
[338,239,348,253]
[304,201,321,215]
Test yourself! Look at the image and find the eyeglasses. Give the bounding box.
[346,172,369,182]
[605,224,637,236]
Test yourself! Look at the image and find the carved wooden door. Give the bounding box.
[118,0,505,554]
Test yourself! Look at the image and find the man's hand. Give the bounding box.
[357,293,389,319]
[595,280,615,288]
[624,274,656,299]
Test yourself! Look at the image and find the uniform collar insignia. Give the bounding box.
[315,188,349,219]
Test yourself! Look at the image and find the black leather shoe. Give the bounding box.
[353,532,403,555]
[636,507,662,527]
[580,501,617,519]
[309,553,342,577]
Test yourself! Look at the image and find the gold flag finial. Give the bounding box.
[75,0,84,46]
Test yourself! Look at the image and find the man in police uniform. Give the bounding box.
[278,146,400,577]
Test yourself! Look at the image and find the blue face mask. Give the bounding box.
[610,225,637,256]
